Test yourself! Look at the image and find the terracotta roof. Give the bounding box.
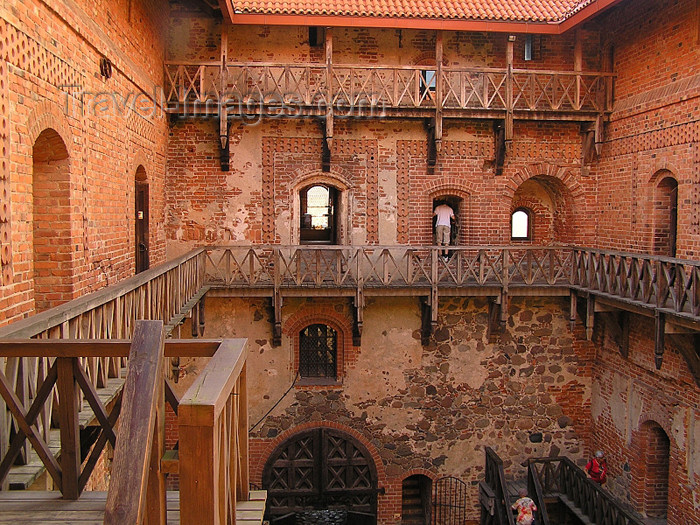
[232,1,597,23]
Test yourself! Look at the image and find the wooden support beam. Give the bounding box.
[655,311,666,370]
[321,120,331,173]
[217,0,235,23]
[620,311,630,359]
[272,289,282,347]
[594,114,604,156]
[57,357,81,500]
[352,291,364,347]
[574,29,583,111]
[669,334,700,388]
[570,291,577,331]
[487,298,502,341]
[600,311,630,358]
[219,108,230,171]
[493,120,506,176]
[325,27,334,165]
[586,294,595,340]
[425,118,437,171]
[505,36,514,142]
[434,31,443,154]
[420,297,432,346]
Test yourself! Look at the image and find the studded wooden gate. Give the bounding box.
[263,428,379,523]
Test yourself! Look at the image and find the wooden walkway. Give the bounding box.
[0,490,267,524]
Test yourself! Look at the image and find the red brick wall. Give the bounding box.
[591,0,700,258]
[0,0,170,325]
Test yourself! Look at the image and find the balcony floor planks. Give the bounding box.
[0,491,180,525]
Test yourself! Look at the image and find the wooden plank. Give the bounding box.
[0,250,203,340]
[104,321,165,525]
[56,358,81,499]
[179,339,248,427]
[0,339,221,359]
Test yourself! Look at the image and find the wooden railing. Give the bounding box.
[526,457,644,525]
[483,447,516,525]
[203,246,700,320]
[0,322,164,501]
[105,321,165,524]
[204,246,574,290]
[0,249,206,483]
[526,462,550,525]
[178,338,249,524]
[572,249,700,320]
[164,61,613,115]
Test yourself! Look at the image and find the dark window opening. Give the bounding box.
[432,196,461,246]
[300,184,337,244]
[511,208,532,240]
[299,324,337,379]
[309,27,324,47]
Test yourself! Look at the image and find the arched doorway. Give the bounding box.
[653,175,678,257]
[262,427,379,524]
[402,474,432,524]
[511,175,574,245]
[632,421,670,519]
[32,128,71,311]
[134,166,149,273]
[300,184,338,244]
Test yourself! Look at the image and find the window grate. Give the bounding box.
[299,324,337,379]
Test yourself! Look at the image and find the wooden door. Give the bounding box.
[135,182,149,273]
[263,428,378,523]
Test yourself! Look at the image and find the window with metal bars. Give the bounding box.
[299,324,337,379]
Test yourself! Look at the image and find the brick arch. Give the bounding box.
[504,164,584,201]
[284,304,356,380]
[649,169,678,257]
[26,101,73,155]
[506,165,582,245]
[648,165,680,185]
[251,420,388,489]
[630,419,671,519]
[130,150,149,182]
[427,183,472,246]
[401,468,437,482]
[291,168,354,192]
[290,170,354,245]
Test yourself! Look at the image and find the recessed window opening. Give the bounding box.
[300,184,337,244]
[299,324,337,379]
[511,209,531,240]
[421,69,436,99]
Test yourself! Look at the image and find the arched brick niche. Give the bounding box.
[630,420,670,519]
[32,127,73,311]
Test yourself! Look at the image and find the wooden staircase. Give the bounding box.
[401,476,426,525]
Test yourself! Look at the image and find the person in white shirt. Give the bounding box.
[433,203,454,259]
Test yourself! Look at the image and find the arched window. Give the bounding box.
[300,184,337,244]
[299,324,337,379]
[511,208,531,240]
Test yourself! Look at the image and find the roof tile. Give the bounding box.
[233,1,597,23]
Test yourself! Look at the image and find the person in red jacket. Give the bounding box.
[585,450,608,484]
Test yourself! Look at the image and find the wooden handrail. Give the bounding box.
[178,338,249,524]
[527,456,644,525]
[484,447,516,525]
[104,321,165,525]
[526,462,551,525]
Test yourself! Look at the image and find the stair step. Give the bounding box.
[559,494,595,525]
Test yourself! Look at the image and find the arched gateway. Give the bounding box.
[262,428,379,524]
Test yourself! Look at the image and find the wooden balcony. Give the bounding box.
[164,62,613,121]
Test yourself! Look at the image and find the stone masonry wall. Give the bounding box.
[192,295,594,523]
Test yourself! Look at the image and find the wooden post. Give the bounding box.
[574,29,583,110]
[57,357,81,500]
[236,364,249,502]
[325,27,334,148]
[505,36,514,142]
[145,369,166,525]
[654,311,666,370]
[435,31,443,153]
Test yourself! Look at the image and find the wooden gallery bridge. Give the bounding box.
[0,246,698,524]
